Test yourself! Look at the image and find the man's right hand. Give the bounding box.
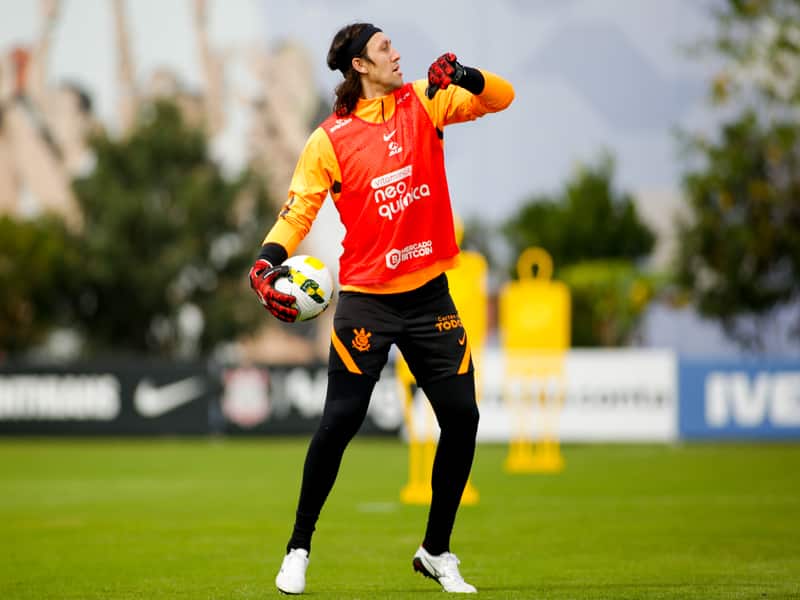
[249,259,299,323]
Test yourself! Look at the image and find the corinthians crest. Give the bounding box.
[351,328,372,352]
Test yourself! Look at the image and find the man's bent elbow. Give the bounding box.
[479,72,515,112]
[497,86,515,111]
[483,90,514,114]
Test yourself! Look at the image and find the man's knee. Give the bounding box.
[423,373,479,434]
[318,371,375,434]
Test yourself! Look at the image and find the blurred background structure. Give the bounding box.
[0,0,798,439]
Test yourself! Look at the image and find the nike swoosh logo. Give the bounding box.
[383,130,397,142]
[134,376,206,418]
[458,333,467,346]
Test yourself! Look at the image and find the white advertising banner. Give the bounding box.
[404,348,678,442]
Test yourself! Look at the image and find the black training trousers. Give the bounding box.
[286,274,479,556]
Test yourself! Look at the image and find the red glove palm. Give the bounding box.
[426,52,466,99]
[249,259,298,323]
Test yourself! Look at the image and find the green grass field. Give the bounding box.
[1,439,799,599]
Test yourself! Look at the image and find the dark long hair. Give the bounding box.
[327,23,375,116]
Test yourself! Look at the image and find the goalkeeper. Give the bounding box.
[249,22,514,595]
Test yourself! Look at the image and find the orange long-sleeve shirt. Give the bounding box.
[263,70,514,294]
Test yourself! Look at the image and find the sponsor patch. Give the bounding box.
[385,240,433,269]
[435,313,463,333]
[371,165,430,220]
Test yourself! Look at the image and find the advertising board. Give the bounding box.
[678,358,800,439]
[0,361,212,435]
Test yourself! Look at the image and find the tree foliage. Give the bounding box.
[709,0,800,107]
[501,154,658,347]
[676,0,800,348]
[503,154,655,269]
[676,112,800,346]
[68,101,274,357]
[0,216,79,355]
[559,260,664,347]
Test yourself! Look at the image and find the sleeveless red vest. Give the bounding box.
[321,84,459,287]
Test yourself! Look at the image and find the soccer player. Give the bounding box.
[249,22,514,594]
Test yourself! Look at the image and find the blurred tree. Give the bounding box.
[461,216,501,267]
[707,0,800,108]
[0,216,79,355]
[503,153,655,267]
[676,112,800,349]
[69,100,274,357]
[560,261,664,347]
[502,153,658,346]
[675,0,800,349]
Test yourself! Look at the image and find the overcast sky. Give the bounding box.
[3,1,795,355]
[0,0,721,221]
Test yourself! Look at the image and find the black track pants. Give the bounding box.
[286,370,478,555]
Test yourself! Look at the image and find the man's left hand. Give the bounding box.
[426,52,466,99]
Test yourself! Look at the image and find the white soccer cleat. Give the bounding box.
[413,546,477,593]
[275,548,309,595]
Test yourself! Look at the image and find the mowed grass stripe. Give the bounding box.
[1,439,798,599]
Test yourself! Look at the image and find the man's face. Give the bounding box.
[359,32,403,93]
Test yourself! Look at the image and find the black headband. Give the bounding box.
[337,25,382,74]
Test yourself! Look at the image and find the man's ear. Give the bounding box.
[352,56,368,75]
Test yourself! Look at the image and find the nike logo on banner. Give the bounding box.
[383,130,397,142]
[134,377,206,418]
[458,333,467,346]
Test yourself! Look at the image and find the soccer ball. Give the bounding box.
[274,255,334,322]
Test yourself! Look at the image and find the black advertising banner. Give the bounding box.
[215,363,403,436]
[0,360,402,436]
[0,361,214,435]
